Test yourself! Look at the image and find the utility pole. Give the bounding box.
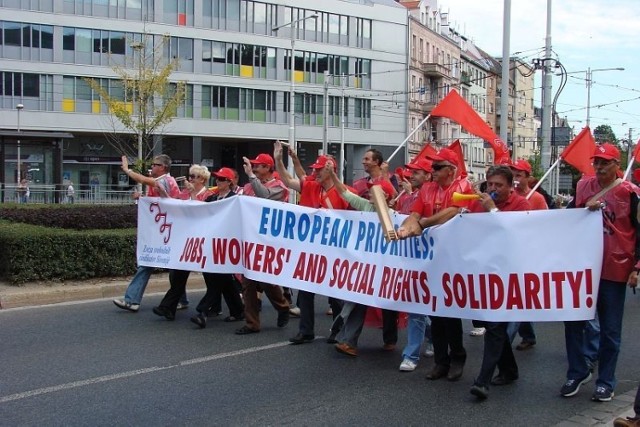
[16,103,24,183]
[540,0,553,192]
[499,0,511,145]
[323,70,329,155]
[339,74,346,182]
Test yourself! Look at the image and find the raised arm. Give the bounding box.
[274,140,301,193]
[121,155,156,187]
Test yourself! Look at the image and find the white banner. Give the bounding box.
[137,197,603,321]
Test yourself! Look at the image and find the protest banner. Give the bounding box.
[137,197,602,321]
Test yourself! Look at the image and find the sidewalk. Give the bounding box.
[0,272,206,309]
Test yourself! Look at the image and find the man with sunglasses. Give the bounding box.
[113,154,181,313]
[397,147,474,382]
[561,143,640,402]
[235,153,292,335]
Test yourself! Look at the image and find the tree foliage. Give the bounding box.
[86,34,186,173]
[593,124,617,144]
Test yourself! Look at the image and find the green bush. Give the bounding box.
[0,204,139,284]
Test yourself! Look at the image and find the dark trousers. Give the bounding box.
[158,269,191,315]
[196,273,244,318]
[431,316,466,368]
[382,309,399,345]
[298,292,344,336]
[475,322,518,387]
[242,277,289,331]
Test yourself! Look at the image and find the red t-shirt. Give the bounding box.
[411,177,473,217]
[468,190,531,213]
[299,180,351,210]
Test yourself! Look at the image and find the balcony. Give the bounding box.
[461,71,471,86]
[422,63,450,78]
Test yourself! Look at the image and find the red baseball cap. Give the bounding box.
[427,148,459,167]
[366,180,396,201]
[249,153,275,167]
[213,167,235,181]
[310,155,336,171]
[511,159,532,174]
[395,167,412,179]
[406,158,433,173]
[591,143,620,161]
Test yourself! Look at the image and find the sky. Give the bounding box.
[439,0,640,143]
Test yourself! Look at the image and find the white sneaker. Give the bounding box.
[423,342,434,357]
[113,299,139,312]
[470,327,486,336]
[289,307,301,317]
[399,359,417,372]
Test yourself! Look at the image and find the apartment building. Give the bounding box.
[0,0,407,193]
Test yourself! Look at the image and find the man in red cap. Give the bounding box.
[394,158,432,214]
[398,147,475,381]
[511,159,547,211]
[235,153,292,335]
[561,143,640,402]
[352,148,397,200]
[273,141,351,344]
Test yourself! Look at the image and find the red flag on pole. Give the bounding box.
[560,127,595,176]
[411,142,438,163]
[631,139,640,163]
[447,139,468,178]
[431,89,511,164]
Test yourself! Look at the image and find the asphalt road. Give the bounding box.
[1,290,639,426]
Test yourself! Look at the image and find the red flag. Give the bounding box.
[431,89,511,164]
[560,127,595,176]
[411,142,438,163]
[447,139,468,178]
[632,139,640,162]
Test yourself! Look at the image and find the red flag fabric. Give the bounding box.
[560,127,595,176]
[447,139,468,178]
[632,139,640,162]
[411,142,438,163]
[431,89,511,164]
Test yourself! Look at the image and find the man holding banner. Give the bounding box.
[397,148,474,381]
[561,143,640,402]
[467,165,531,400]
[235,153,292,335]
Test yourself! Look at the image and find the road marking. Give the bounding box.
[0,340,293,404]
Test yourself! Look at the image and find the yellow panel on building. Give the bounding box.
[240,65,254,78]
[92,100,101,114]
[62,99,75,112]
[294,71,304,83]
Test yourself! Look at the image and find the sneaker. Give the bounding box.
[399,359,417,372]
[289,307,301,317]
[113,299,139,312]
[470,384,489,399]
[560,372,592,397]
[591,385,614,402]
[176,302,189,310]
[423,342,434,357]
[470,327,486,336]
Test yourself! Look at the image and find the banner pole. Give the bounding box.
[623,155,634,181]
[387,114,431,163]
[527,158,561,199]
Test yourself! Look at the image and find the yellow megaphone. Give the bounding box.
[451,192,481,203]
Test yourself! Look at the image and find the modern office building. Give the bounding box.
[0,0,407,198]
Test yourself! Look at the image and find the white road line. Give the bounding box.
[0,340,294,404]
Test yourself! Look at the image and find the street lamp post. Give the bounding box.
[273,13,317,202]
[16,104,24,183]
[584,67,625,127]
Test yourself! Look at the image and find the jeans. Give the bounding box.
[124,266,154,304]
[402,313,428,363]
[506,322,536,344]
[564,279,627,391]
[584,316,600,367]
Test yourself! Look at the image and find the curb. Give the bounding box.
[0,273,207,309]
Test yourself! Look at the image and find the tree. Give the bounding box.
[593,124,617,144]
[86,34,186,173]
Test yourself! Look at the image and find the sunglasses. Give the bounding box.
[432,164,451,171]
[151,163,163,167]
[216,177,229,182]
[188,174,199,179]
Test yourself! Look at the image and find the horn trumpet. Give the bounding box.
[451,192,481,202]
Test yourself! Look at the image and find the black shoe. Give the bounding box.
[491,373,518,386]
[152,306,175,321]
[289,333,315,345]
[190,313,207,329]
[326,332,338,344]
[447,362,464,381]
[425,365,449,380]
[470,384,489,399]
[224,314,244,322]
[235,325,259,335]
[277,310,290,328]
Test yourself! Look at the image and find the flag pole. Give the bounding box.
[527,158,561,199]
[387,114,431,163]
[623,157,634,181]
